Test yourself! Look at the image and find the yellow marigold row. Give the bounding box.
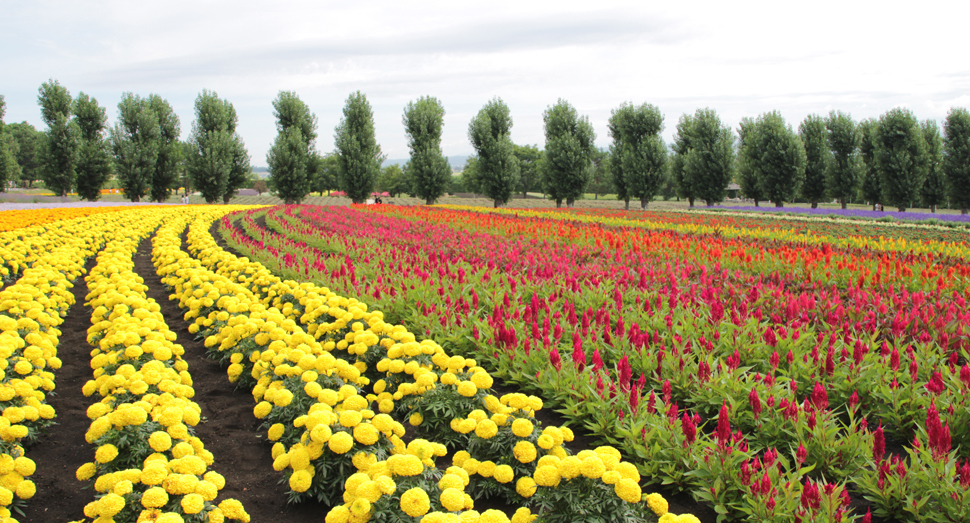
[0,206,129,232]
[73,208,249,523]
[0,210,119,521]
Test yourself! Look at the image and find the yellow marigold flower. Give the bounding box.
[581,456,606,479]
[15,479,35,499]
[536,434,554,450]
[615,461,640,483]
[328,431,354,454]
[645,492,669,516]
[456,381,477,398]
[95,444,119,464]
[375,475,396,495]
[289,469,313,493]
[76,462,97,481]
[97,492,126,516]
[560,456,582,480]
[461,458,480,475]
[494,464,514,484]
[114,479,133,496]
[141,463,168,486]
[350,497,371,518]
[325,505,350,523]
[478,509,510,523]
[267,423,285,441]
[409,412,423,426]
[456,418,476,434]
[451,450,471,467]
[601,470,621,485]
[440,487,465,512]
[614,478,642,503]
[475,419,498,439]
[355,480,382,503]
[253,402,272,419]
[392,454,423,477]
[438,473,464,491]
[289,446,311,471]
[470,371,493,389]
[674,515,701,523]
[0,486,11,506]
[13,457,35,476]
[181,492,205,514]
[533,465,560,487]
[513,441,537,464]
[400,487,431,518]
[149,431,173,453]
[352,451,377,471]
[445,466,469,486]
[353,423,379,446]
[310,424,333,444]
[218,499,250,523]
[141,486,169,508]
[478,460,496,478]
[510,418,533,438]
[339,410,363,428]
[511,507,536,523]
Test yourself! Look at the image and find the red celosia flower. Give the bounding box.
[591,349,604,373]
[681,412,696,446]
[796,442,807,465]
[873,424,885,463]
[716,402,731,452]
[925,371,945,395]
[749,388,762,420]
[811,382,829,411]
[549,347,561,371]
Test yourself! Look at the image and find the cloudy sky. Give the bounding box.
[3,0,969,165]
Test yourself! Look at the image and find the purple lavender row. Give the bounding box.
[717,206,970,224]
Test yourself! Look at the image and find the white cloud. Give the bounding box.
[3,0,969,163]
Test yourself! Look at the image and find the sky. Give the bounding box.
[3,0,970,166]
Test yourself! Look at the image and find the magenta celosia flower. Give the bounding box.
[811,382,829,411]
[749,388,762,420]
[681,412,696,446]
[549,347,561,371]
[716,402,731,452]
[924,371,945,395]
[873,424,885,463]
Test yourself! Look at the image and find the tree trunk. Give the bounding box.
[641,197,649,210]
[594,193,598,200]
[426,197,434,205]
[706,201,714,207]
[754,199,759,207]
[566,198,574,207]
[840,198,847,210]
[962,208,968,215]
[285,198,294,205]
[493,199,501,208]
[931,204,937,213]
[775,201,784,208]
[872,203,877,211]
[688,197,695,208]
[811,201,818,209]
[898,207,906,212]
[624,198,629,210]
[556,198,562,208]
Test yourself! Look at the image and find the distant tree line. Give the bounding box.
[4,81,970,212]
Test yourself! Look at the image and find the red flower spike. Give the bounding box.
[848,390,859,411]
[749,388,762,420]
[716,402,731,452]
[796,442,807,465]
[681,412,697,446]
[549,347,561,371]
[591,349,604,373]
[873,424,885,463]
[811,382,829,411]
[862,508,872,523]
[925,371,945,395]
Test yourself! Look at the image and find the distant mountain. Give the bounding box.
[383,155,471,171]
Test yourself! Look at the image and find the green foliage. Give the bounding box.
[858,118,881,209]
[72,92,112,201]
[311,152,340,196]
[944,107,970,213]
[608,102,667,209]
[6,122,42,187]
[876,107,927,212]
[799,114,830,207]
[826,111,862,209]
[672,108,734,207]
[186,90,249,203]
[148,95,181,203]
[541,99,596,207]
[736,117,764,205]
[0,95,18,191]
[111,93,159,202]
[468,97,520,207]
[269,91,318,204]
[586,148,614,198]
[742,111,806,207]
[378,163,411,197]
[335,91,384,204]
[37,79,79,197]
[920,120,947,211]
[403,96,450,204]
[514,143,543,196]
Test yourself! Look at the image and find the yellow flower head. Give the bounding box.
[400,487,431,518]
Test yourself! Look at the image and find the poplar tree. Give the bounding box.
[672,108,734,207]
[826,111,861,209]
[858,119,881,210]
[111,93,159,202]
[149,95,182,202]
[403,96,450,204]
[72,93,112,201]
[541,99,596,207]
[186,90,250,203]
[608,102,667,209]
[944,107,970,214]
[467,97,519,207]
[0,95,17,190]
[335,91,384,204]
[920,120,946,212]
[736,117,764,206]
[799,114,830,208]
[268,91,318,204]
[37,79,78,197]
[875,108,927,212]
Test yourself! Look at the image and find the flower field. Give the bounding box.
[2,203,969,523]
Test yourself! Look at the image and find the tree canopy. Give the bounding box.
[608,102,667,209]
[799,114,829,208]
[944,107,970,214]
[72,92,112,201]
[111,93,159,202]
[875,107,927,212]
[826,111,862,210]
[541,99,596,207]
[186,90,249,203]
[672,108,734,207]
[268,91,318,204]
[920,120,946,212]
[37,79,78,197]
[148,95,181,202]
[741,111,806,207]
[468,97,519,207]
[403,96,450,204]
[335,91,384,204]
[858,118,881,210]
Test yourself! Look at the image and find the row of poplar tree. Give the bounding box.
[3,81,970,213]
